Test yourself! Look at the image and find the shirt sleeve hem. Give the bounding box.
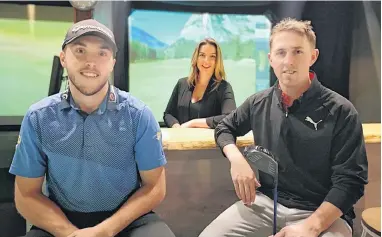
[9,166,45,178]
[137,155,167,171]
[324,187,355,214]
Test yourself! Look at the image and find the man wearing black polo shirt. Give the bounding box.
[199,18,368,237]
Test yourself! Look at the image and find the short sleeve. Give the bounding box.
[135,106,167,171]
[9,110,47,178]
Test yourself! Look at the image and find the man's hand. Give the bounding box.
[172,123,181,128]
[66,226,111,237]
[230,156,261,205]
[270,221,320,237]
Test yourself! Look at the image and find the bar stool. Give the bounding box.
[361,207,381,237]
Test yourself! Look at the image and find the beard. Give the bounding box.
[67,71,108,96]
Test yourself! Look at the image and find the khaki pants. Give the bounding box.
[25,212,175,237]
[199,193,352,237]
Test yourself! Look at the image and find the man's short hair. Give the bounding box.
[270,17,316,49]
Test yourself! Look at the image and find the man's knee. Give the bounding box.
[319,219,352,237]
[199,200,274,237]
[199,225,232,237]
[199,223,220,237]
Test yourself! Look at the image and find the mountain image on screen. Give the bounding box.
[129,13,270,62]
[128,10,271,122]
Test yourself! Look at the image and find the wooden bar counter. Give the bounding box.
[161,123,381,150]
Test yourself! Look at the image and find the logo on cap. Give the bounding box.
[72,25,113,39]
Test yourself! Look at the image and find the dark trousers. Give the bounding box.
[25,209,175,237]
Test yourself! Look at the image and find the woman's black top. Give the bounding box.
[163,77,236,128]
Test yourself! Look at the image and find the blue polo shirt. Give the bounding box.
[9,85,166,212]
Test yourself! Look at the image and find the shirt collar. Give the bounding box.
[275,71,321,108]
[59,84,119,114]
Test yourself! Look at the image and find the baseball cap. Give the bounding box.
[62,19,117,54]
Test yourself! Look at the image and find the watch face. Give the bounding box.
[69,0,97,11]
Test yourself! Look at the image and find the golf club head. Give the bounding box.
[243,145,278,185]
[244,145,279,235]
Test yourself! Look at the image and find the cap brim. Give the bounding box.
[62,31,118,54]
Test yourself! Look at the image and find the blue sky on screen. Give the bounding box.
[128,9,271,46]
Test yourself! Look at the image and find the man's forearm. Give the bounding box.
[98,183,165,237]
[223,144,245,162]
[305,201,343,234]
[15,193,77,237]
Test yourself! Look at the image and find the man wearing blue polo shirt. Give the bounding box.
[9,19,175,237]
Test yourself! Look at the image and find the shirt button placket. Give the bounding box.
[84,116,91,159]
